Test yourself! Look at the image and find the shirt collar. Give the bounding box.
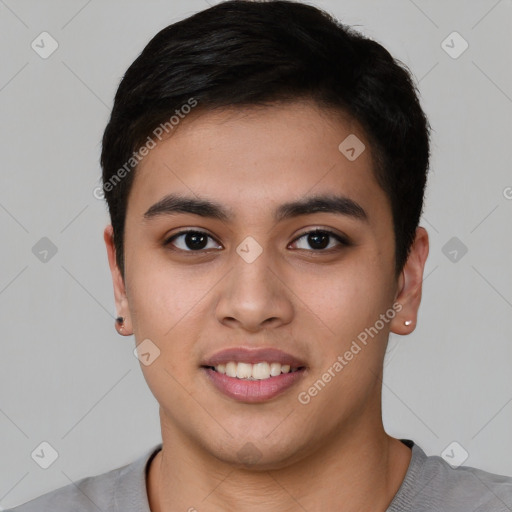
[113,443,163,512]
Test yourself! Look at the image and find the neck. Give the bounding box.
[147,410,412,512]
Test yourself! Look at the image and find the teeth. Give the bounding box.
[212,361,299,380]
[236,362,252,379]
[225,362,237,378]
[270,362,281,377]
[252,362,270,380]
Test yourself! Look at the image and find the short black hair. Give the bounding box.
[101,0,431,277]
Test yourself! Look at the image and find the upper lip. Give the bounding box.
[201,347,307,368]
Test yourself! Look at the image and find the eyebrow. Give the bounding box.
[143,193,368,223]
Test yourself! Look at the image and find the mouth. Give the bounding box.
[200,348,307,403]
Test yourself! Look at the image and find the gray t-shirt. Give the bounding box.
[6,440,512,511]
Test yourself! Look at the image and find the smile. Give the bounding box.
[201,347,307,402]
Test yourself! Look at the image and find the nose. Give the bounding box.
[215,243,294,333]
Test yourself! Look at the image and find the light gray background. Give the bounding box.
[1,0,511,508]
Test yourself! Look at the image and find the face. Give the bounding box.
[105,101,427,469]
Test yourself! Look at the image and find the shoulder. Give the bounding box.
[5,469,118,512]
[424,454,512,509]
[390,441,512,512]
[5,444,162,512]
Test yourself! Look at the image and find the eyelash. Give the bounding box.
[163,228,350,254]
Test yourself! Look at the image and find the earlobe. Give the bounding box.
[390,227,429,336]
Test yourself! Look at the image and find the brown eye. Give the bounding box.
[165,230,222,251]
[290,229,348,251]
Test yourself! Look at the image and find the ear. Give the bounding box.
[104,225,133,336]
[390,226,429,335]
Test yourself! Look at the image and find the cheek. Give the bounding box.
[301,267,393,395]
[125,255,212,359]
[300,259,391,332]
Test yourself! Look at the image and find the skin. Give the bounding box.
[104,101,429,511]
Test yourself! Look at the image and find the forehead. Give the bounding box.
[127,102,391,226]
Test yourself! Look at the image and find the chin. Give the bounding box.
[203,432,314,471]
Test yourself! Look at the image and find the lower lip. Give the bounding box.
[202,367,306,403]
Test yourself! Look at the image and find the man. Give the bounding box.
[8,1,512,511]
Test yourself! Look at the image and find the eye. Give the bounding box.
[164,228,349,253]
[289,229,348,251]
[164,230,222,252]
